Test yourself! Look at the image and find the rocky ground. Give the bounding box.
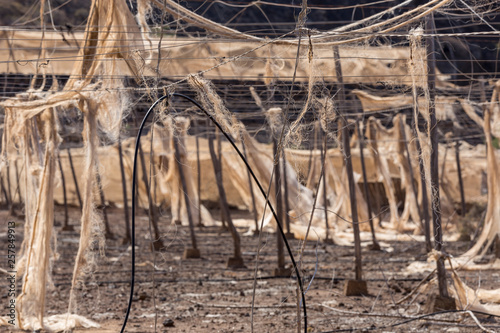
[1,205,499,333]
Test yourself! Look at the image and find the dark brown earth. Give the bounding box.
[1,205,499,333]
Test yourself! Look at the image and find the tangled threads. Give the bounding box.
[188,75,238,138]
[316,96,337,134]
[266,107,286,137]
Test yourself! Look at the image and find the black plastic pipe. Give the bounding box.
[120,93,307,332]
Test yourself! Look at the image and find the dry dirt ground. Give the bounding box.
[1,205,499,333]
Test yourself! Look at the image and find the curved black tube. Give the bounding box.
[120,95,168,333]
[120,93,307,332]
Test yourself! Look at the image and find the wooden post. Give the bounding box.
[216,127,227,230]
[0,174,10,208]
[356,119,379,250]
[306,122,319,188]
[14,160,21,204]
[320,129,331,242]
[57,153,73,231]
[241,138,260,234]
[137,141,164,251]
[132,112,163,249]
[6,163,12,207]
[117,138,131,244]
[173,136,200,258]
[281,148,293,238]
[334,46,367,295]
[265,107,289,276]
[454,140,466,217]
[426,14,451,305]
[413,129,432,252]
[96,165,113,239]
[399,116,424,231]
[67,148,83,209]
[196,128,203,227]
[273,137,287,275]
[306,122,317,177]
[208,137,244,268]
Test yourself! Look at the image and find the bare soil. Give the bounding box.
[1,205,499,333]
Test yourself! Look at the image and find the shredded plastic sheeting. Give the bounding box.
[0,313,99,332]
[0,0,150,329]
[1,0,498,329]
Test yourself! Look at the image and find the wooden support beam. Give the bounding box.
[173,135,199,257]
[96,165,113,239]
[216,127,227,230]
[117,137,131,244]
[137,140,164,251]
[273,137,286,272]
[454,140,466,217]
[281,148,293,238]
[399,116,424,232]
[241,137,260,233]
[14,160,21,205]
[356,119,379,250]
[57,153,72,231]
[6,163,12,209]
[426,13,450,301]
[208,136,244,268]
[320,129,331,242]
[334,46,365,288]
[196,128,203,227]
[67,148,83,209]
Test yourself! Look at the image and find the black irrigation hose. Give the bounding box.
[120,93,307,333]
[120,94,167,333]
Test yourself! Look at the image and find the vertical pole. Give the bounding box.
[0,174,10,208]
[96,166,113,239]
[281,148,292,236]
[399,116,423,231]
[306,122,319,188]
[6,164,12,207]
[455,140,466,217]
[57,153,71,231]
[273,138,286,271]
[216,127,227,229]
[67,148,83,209]
[14,159,22,204]
[334,46,363,281]
[307,123,317,175]
[132,113,163,249]
[173,136,198,252]
[426,13,449,298]
[196,127,203,226]
[117,138,132,243]
[7,164,15,216]
[241,138,260,233]
[208,137,243,265]
[415,130,432,251]
[410,92,432,250]
[356,119,379,249]
[320,129,330,241]
[138,141,163,250]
